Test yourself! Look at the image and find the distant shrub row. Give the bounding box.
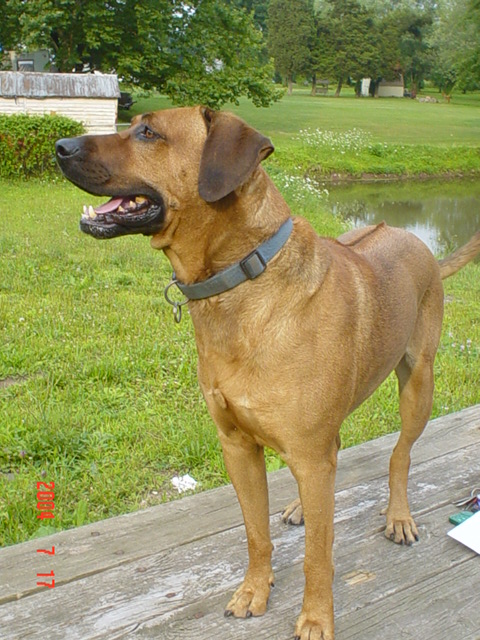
[0,114,84,179]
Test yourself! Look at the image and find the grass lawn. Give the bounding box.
[121,86,480,146]
[1,91,480,546]
[121,88,480,180]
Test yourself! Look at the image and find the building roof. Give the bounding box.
[0,72,120,99]
[378,79,404,87]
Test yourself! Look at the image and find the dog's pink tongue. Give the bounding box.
[94,197,125,214]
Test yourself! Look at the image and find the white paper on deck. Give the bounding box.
[447,511,480,554]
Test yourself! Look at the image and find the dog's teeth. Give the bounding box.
[118,205,125,212]
[135,196,147,204]
[88,205,97,219]
[129,200,136,208]
[83,205,88,217]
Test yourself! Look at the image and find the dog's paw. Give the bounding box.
[224,573,274,618]
[281,498,304,526]
[384,514,419,546]
[294,612,334,640]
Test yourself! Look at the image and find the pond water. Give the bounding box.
[324,178,480,255]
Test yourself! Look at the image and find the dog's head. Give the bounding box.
[55,107,274,241]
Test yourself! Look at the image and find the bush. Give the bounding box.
[0,114,84,179]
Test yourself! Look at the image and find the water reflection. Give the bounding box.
[325,178,480,255]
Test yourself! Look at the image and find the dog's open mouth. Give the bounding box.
[80,195,165,239]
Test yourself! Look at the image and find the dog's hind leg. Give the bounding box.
[385,355,432,544]
[386,286,443,545]
[281,497,304,525]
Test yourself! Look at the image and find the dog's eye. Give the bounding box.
[137,125,164,141]
[143,126,155,139]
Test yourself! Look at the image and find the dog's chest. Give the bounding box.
[202,366,262,420]
[198,356,286,449]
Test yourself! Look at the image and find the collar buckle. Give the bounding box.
[240,250,267,280]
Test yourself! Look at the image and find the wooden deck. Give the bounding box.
[1,405,479,640]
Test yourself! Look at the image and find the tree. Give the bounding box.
[267,0,316,94]
[309,7,336,96]
[468,0,480,83]
[397,9,433,93]
[4,0,121,72]
[429,0,480,95]
[158,1,282,107]
[3,0,282,109]
[0,0,20,60]
[315,0,381,97]
[228,0,270,33]
[374,5,434,95]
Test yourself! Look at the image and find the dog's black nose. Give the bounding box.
[55,138,81,159]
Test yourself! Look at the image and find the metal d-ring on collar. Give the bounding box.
[164,279,189,323]
[163,217,294,323]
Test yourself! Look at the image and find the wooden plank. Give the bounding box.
[116,505,479,640]
[336,560,480,640]
[10,504,470,640]
[1,439,477,640]
[153,554,480,640]
[1,405,478,604]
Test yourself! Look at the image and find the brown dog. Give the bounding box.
[56,107,480,639]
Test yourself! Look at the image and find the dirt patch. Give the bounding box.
[0,374,42,389]
[308,168,480,185]
[0,376,28,389]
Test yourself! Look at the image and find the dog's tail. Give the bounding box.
[439,230,480,279]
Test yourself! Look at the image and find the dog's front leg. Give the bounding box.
[218,428,274,618]
[290,440,338,640]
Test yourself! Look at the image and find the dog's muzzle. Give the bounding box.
[55,137,166,239]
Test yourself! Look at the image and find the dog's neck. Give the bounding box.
[155,169,292,286]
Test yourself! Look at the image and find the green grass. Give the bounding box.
[121,87,480,146]
[238,92,480,148]
[1,90,480,546]
[0,180,226,545]
[120,88,480,180]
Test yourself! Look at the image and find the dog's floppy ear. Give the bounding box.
[198,108,274,203]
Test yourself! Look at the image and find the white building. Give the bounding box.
[376,79,404,98]
[0,72,121,134]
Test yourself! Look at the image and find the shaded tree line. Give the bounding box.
[0,0,281,108]
[267,0,480,97]
[0,0,479,106]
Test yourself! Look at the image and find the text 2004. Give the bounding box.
[36,481,55,589]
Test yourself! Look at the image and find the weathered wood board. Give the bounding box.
[1,405,479,639]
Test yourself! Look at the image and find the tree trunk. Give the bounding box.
[411,72,417,99]
[287,75,293,95]
[311,72,317,96]
[335,77,343,97]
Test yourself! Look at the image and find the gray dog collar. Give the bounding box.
[164,217,293,322]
